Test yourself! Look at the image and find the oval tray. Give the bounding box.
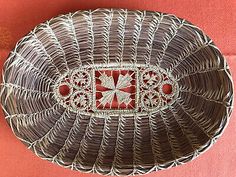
[0,9,234,176]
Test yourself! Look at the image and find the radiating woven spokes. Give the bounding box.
[0,9,233,176]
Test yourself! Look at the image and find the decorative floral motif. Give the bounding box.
[54,69,92,112]
[140,67,177,111]
[141,69,161,88]
[141,91,160,110]
[95,70,136,110]
[71,70,91,89]
[70,91,91,111]
[54,65,178,113]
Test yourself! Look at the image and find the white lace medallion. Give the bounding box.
[54,64,179,115]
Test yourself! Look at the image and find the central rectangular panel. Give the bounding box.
[93,67,138,112]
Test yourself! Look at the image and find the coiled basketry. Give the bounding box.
[0,9,234,175]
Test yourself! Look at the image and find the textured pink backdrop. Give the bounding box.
[0,1,235,177]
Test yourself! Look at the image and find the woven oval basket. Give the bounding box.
[0,9,234,175]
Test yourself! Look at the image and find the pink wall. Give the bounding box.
[0,1,235,177]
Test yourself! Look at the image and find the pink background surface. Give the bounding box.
[0,1,235,177]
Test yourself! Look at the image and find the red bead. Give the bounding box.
[162,83,172,94]
[59,84,70,96]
